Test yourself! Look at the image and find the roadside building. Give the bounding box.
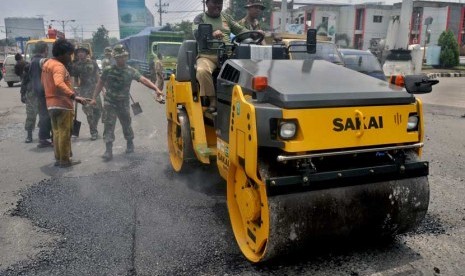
[393,1,465,54]
[271,0,465,53]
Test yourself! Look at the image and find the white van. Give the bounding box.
[2,55,21,87]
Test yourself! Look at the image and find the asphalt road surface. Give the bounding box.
[0,77,464,276]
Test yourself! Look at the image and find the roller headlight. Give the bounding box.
[279,121,297,139]
[407,114,419,131]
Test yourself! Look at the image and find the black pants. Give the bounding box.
[38,96,52,140]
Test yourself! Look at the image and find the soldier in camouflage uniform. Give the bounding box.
[20,62,39,143]
[72,45,102,140]
[20,42,51,144]
[239,0,265,31]
[90,44,164,161]
[101,47,113,70]
[193,0,247,112]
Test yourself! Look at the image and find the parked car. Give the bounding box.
[282,39,345,66]
[2,55,21,87]
[339,49,386,81]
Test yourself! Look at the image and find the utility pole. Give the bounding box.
[280,0,288,33]
[70,25,79,41]
[155,0,169,27]
[422,17,433,64]
[202,0,205,13]
[50,19,76,36]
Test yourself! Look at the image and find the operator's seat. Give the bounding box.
[175,40,221,91]
[176,40,198,82]
[232,44,288,60]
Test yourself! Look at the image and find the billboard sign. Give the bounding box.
[5,17,45,40]
[117,0,147,39]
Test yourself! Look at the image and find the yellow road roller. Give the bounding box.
[165,25,438,263]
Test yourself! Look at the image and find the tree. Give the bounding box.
[172,21,194,40]
[109,37,119,46]
[92,25,110,57]
[438,30,459,68]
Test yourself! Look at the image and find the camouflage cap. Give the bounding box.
[244,0,265,9]
[112,44,129,58]
[104,47,112,54]
[75,44,90,54]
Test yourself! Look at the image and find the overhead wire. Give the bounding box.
[162,0,203,24]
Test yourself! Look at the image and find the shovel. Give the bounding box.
[72,101,81,137]
[130,94,143,116]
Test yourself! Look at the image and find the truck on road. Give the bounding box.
[120,29,184,79]
[151,41,182,79]
[24,27,63,62]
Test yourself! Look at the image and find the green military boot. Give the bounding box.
[25,130,33,143]
[90,132,98,141]
[102,142,113,161]
[126,140,134,154]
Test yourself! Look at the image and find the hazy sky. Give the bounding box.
[0,0,206,40]
[1,0,463,40]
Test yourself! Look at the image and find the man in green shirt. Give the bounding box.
[192,0,247,112]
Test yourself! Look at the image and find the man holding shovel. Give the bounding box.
[90,44,164,161]
[41,39,90,168]
[72,45,102,140]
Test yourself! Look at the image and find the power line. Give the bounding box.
[167,10,203,13]
[163,0,203,24]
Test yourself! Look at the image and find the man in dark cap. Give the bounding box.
[14,53,27,80]
[192,0,247,112]
[239,0,265,31]
[90,44,164,161]
[27,41,54,148]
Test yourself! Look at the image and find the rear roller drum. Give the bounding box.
[167,109,195,172]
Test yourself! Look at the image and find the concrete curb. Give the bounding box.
[425,72,465,78]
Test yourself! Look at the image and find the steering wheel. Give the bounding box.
[231,31,265,46]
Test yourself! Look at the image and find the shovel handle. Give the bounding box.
[129,93,136,104]
[74,101,78,120]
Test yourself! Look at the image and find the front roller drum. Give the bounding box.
[228,165,429,263]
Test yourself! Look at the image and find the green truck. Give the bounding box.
[120,29,184,79]
[151,41,182,79]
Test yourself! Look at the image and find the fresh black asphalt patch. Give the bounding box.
[1,150,451,276]
[2,152,248,275]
